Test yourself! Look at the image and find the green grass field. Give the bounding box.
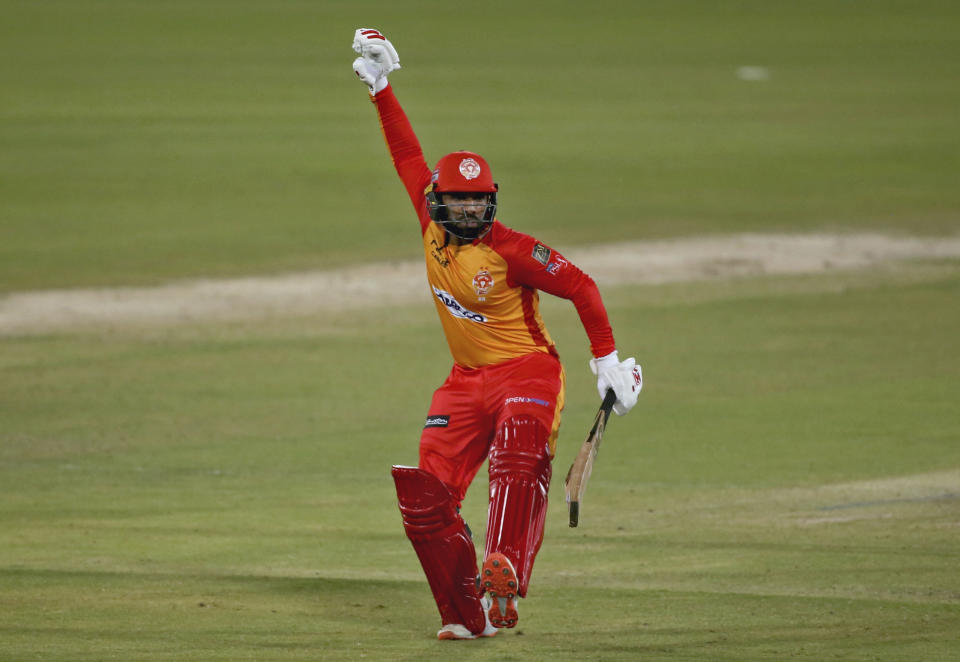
[2,1,959,660]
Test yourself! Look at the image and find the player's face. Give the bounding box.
[441,193,490,228]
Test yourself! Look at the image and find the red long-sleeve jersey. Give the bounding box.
[372,85,616,369]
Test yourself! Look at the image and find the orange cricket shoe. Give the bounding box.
[480,553,520,628]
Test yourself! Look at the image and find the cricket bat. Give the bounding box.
[564,388,617,527]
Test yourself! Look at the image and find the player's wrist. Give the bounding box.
[589,350,619,375]
[372,76,389,95]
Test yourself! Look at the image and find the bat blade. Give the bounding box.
[564,389,616,527]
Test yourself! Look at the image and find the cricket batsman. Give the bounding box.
[351,28,643,640]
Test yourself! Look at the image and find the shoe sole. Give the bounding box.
[480,553,519,628]
[437,628,497,640]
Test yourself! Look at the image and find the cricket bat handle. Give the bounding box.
[599,388,617,419]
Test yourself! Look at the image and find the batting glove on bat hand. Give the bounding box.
[590,351,643,416]
[352,28,400,94]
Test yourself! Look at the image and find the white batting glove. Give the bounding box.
[590,351,643,416]
[352,28,400,94]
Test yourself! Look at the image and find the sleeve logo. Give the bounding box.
[546,255,568,275]
[532,243,552,265]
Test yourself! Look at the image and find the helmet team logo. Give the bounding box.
[473,268,494,300]
[459,158,481,180]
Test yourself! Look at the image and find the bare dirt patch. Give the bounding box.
[2,232,959,335]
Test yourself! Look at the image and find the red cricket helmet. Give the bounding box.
[431,151,498,194]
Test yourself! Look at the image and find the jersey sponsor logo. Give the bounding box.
[432,286,487,323]
[424,414,450,428]
[504,396,552,408]
[532,243,552,266]
[459,158,481,180]
[546,255,568,275]
[472,268,494,300]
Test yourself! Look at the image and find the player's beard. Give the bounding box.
[444,218,492,241]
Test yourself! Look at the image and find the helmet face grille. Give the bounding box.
[427,192,497,240]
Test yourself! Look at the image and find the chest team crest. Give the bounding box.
[473,268,494,300]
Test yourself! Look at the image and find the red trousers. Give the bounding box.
[419,351,565,504]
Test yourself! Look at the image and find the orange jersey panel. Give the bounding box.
[424,222,555,368]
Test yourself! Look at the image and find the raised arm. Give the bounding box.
[353,28,432,231]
